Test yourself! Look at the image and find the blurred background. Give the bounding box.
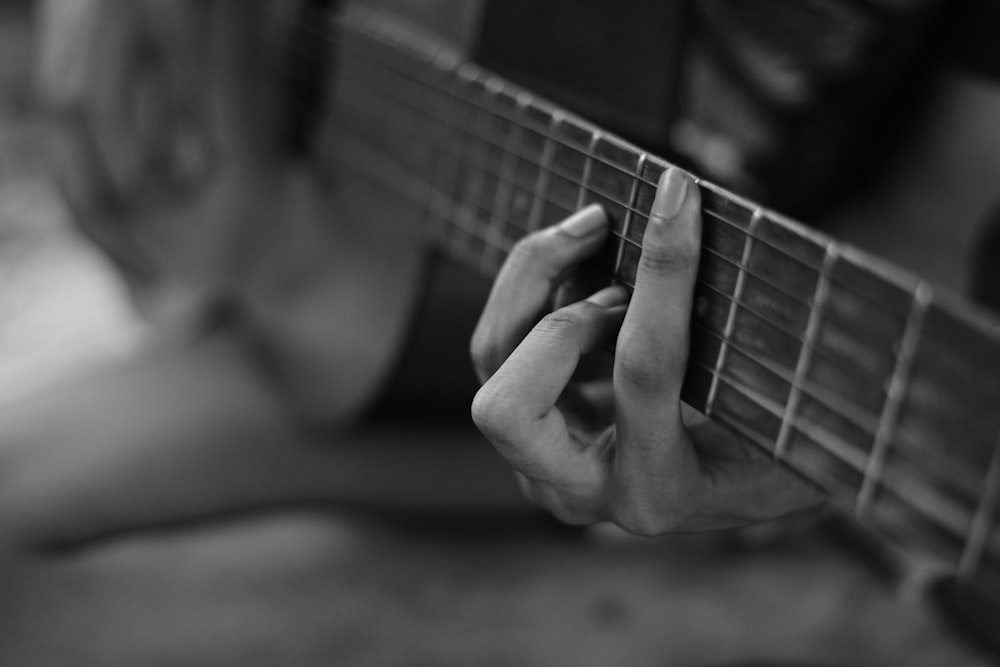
[1,0,999,665]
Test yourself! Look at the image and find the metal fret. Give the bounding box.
[616,154,646,280]
[481,76,517,271]
[577,131,599,210]
[328,7,1000,581]
[706,209,763,417]
[856,282,932,516]
[421,48,461,244]
[444,61,480,257]
[774,244,838,460]
[958,434,1000,579]
[527,103,556,231]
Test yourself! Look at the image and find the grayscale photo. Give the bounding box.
[0,0,998,664]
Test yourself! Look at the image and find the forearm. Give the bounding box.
[0,333,523,555]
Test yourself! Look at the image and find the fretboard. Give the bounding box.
[284,4,1000,584]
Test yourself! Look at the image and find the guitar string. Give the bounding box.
[280,21,926,372]
[328,113,979,548]
[308,34,988,508]
[308,31,988,532]
[335,86,850,375]
[345,4,999,564]
[331,62,993,509]
[279,14,830,266]
[264,8,982,554]
[283,28,921,391]
[328,64,927,436]
[327,55,820,308]
[336,70,817,311]
[282,5,931,326]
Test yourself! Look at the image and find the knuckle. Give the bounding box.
[470,384,507,439]
[534,303,600,341]
[535,309,584,340]
[638,241,696,277]
[508,232,556,270]
[615,348,669,395]
[471,380,532,446]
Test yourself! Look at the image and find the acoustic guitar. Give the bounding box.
[272,0,1000,647]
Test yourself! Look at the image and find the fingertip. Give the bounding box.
[585,285,628,308]
[646,167,701,247]
[650,167,689,223]
[556,203,607,238]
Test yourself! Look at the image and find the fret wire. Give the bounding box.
[292,5,988,568]
[530,102,556,232]
[687,354,973,540]
[447,66,494,256]
[512,92,544,233]
[426,55,466,245]
[309,3,949,451]
[856,282,932,517]
[308,16,839,249]
[331,65,831,314]
[686,314,877,440]
[455,64,491,253]
[691,352,976,542]
[341,92,904,443]
[324,24,934,322]
[340,56,823,312]
[350,133,976,544]
[688,358,861,473]
[958,432,1000,579]
[339,91,908,387]
[474,76,511,270]
[340,89,892,426]
[286,25,701,201]
[306,10,938,323]
[416,49,455,244]
[294,33,880,311]
[300,31,657,181]
[617,154,647,280]
[577,131,599,210]
[313,43,854,304]
[488,76,520,249]
[706,210,761,417]
[342,87,828,385]
[774,243,837,461]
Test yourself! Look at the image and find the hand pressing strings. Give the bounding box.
[471,167,823,534]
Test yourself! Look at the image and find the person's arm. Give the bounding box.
[470,167,824,533]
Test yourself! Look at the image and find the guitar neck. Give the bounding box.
[287,4,1000,584]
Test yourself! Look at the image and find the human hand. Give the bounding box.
[470,168,823,534]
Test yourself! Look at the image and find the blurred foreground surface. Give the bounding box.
[4,512,991,666]
[0,2,996,665]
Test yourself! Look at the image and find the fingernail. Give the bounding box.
[586,285,628,307]
[558,204,606,237]
[651,167,688,222]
